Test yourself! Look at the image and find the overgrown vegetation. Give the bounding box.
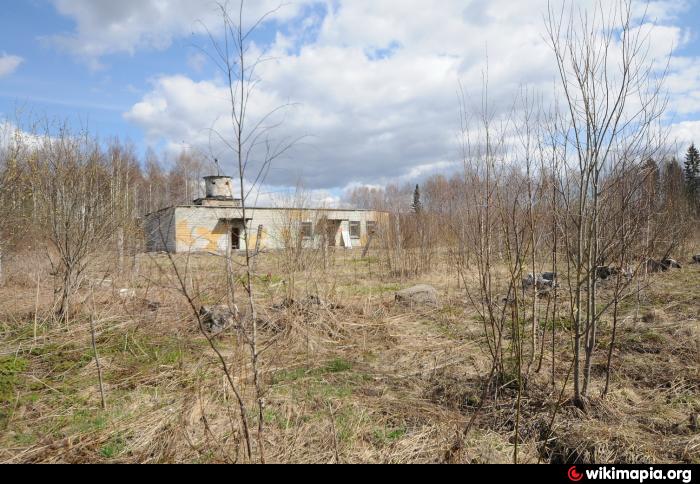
[0,0,699,465]
[0,251,697,463]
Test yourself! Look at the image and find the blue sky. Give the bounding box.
[0,1,323,147]
[1,1,137,139]
[1,0,700,203]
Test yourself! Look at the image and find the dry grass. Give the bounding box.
[0,249,698,463]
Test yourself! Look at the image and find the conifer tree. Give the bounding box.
[412,184,422,214]
[684,144,700,208]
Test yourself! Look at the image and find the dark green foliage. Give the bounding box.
[412,184,422,214]
[684,144,700,209]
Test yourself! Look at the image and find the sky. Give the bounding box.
[1,0,700,205]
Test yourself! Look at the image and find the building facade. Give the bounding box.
[144,176,385,254]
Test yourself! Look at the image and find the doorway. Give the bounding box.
[319,217,342,247]
[231,226,241,250]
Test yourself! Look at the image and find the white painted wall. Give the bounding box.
[145,205,383,254]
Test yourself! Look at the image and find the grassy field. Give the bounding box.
[0,249,698,463]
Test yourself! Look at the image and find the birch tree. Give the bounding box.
[545,0,669,406]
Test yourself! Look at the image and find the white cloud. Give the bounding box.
[112,0,696,190]
[670,120,700,148]
[47,0,317,67]
[0,54,23,78]
[0,120,50,151]
[665,56,700,116]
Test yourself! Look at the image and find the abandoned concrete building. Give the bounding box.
[144,176,386,254]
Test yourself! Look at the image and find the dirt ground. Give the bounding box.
[0,249,698,463]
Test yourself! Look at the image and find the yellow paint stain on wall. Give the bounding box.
[194,227,224,251]
[175,220,193,249]
[176,220,228,252]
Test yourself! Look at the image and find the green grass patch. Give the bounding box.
[541,316,573,331]
[325,358,353,374]
[272,358,354,385]
[271,367,309,384]
[0,356,29,429]
[334,407,370,443]
[235,273,284,287]
[641,330,663,344]
[263,408,296,430]
[308,381,355,399]
[349,257,380,265]
[0,356,28,401]
[100,434,127,459]
[372,426,407,445]
[72,409,109,434]
[271,359,369,402]
[29,343,93,374]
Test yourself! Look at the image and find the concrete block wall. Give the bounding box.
[145,205,386,254]
[144,208,177,252]
[174,207,242,253]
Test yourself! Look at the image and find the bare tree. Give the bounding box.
[30,126,128,321]
[190,0,302,463]
[545,0,670,406]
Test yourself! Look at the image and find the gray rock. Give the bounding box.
[395,285,440,308]
[199,305,239,335]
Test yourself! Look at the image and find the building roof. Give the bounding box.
[145,204,387,217]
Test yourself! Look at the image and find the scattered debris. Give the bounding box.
[596,265,633,281]
[118,288,136,300]
[522,273,558,296]
[661,259,682,270]
[146,301,161,312]
[596,266,613,280]
[541,272,557,282]
[198,305,240,335]
[271,296,344,311]
[306,295,345,310]
[647,258,682,273]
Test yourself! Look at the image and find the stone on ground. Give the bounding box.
[395,285,440,308]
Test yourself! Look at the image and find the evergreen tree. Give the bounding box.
[684,144,700,208]
[412,184,422,214]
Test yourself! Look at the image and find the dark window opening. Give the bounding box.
[231,227,241,250]
[301,222,313,239]
[350,221,361,239]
